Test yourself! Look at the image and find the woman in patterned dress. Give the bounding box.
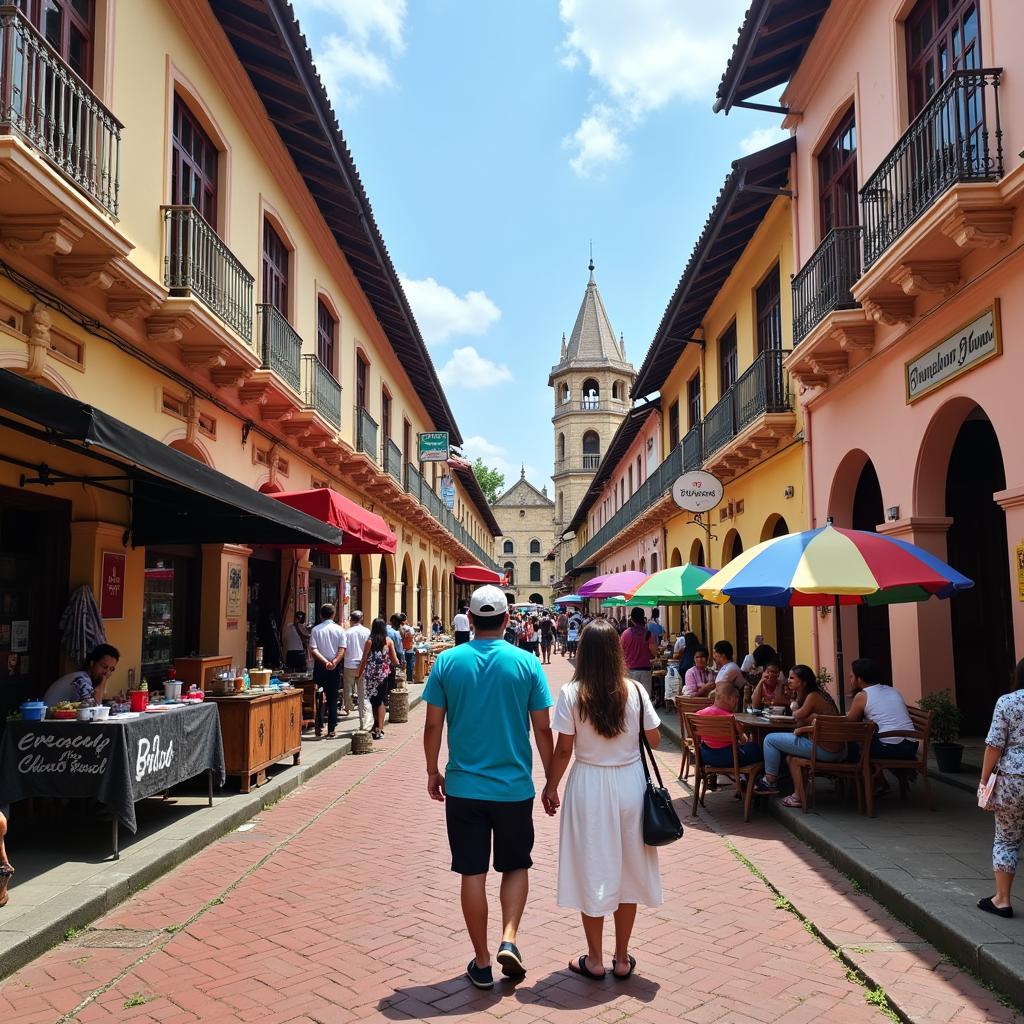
[979,659,1024,919]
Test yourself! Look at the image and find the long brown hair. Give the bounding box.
[573,619,629,738]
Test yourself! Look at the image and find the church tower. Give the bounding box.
[549,260,635,566]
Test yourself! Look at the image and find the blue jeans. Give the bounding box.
[700,742,762,768]
[763,733,847,777]
[405,651,415,680]
[848,737,919,762]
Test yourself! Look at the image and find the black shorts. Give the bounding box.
[445,796,535,875]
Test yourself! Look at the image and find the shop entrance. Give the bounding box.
[348,556,363,617]
[308,550,341,626]
[142,547,201,683]
[945,411,1013,734]
[377,557,390,619]
[723,531,748,662]
[248,550,282,668]
[852,460,892,682]
[401,560,411,617]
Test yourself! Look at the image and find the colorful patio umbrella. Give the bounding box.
[578,570,648,599]
[554,594,585,604]
[625,563,716,605]
[697,521,973,711]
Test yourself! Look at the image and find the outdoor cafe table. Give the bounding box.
[734,712,799,742]
[0,702,225,859]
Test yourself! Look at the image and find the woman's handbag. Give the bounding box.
[635,684,684,846]
[978,771,1000,811]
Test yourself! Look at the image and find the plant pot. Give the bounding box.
[933,742,964,773]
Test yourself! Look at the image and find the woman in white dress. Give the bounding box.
[542,619,663,980]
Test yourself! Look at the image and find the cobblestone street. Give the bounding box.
[0,658,1016,1024]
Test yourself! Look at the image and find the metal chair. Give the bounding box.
[685,712,763,823]
[788,717,877,816]
[675,695,712,780]
[871,706,935,811]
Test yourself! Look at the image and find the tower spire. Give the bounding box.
[520,463,526,480]
[588,240,595,282]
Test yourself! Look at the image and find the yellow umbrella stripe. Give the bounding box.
[790,527,878,595]
[696,533,784,605]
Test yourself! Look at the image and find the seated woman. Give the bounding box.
[754,664,846,801]
[751,659,785,710]
[695,683,761,767]
[682,647,716,698]
[43,643,120,707]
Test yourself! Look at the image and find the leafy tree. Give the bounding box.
[473,459,505,504]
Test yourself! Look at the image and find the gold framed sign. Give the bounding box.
[905,300,1001,404]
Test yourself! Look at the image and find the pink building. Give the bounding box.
[717,0,1024,732]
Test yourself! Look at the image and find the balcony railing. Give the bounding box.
[860,67,1003,268]
[302,354,340,427]
[383,438,402,483]
[582,453,600,470]
[0,6,122,216]
[702,391,735,460]
[257,304,301,393]
[682,423,702,472]
[406,463,424,501]
[703,350,790,459]
[792,226,862,344]
[355,406,378,463]
[163,205,253,340]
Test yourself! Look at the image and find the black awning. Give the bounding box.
[0,370,345,548]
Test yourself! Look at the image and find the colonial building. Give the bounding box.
[549,260,635,576]
[0,0,499,712]
[492,469,556,607]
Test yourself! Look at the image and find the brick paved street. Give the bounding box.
[0,657,1017,1024]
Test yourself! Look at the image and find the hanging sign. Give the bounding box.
[672,471,724,513]
[905,301,1001,403]
[100,552,126,620]
[440,474,456,510]
[418,431,450,462]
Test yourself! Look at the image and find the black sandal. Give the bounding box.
[978,896,1013,918]
[612,954,636,979]
[568,955,605,980]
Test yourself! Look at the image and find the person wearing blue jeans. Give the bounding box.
[695,683,762,768]
[754,664,846,802]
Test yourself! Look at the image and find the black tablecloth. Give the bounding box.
[0,703,225,832]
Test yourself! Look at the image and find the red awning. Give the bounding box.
[270,489,397,555]
[453,564,503,584]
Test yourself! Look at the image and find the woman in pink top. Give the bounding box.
[683,647,715,697]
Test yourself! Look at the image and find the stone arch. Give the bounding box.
[582,430,600,456]
[417,560,428,627]
[377,552,395,618]
[559,382,570,405]
[529,593,544,605]
[826,448,871,527]
[431,566,439,626]
[168,436,213,466]
[529,538,541,554]
[503,539,514,554]
[581,378,600,408]
[400,553,413,616]
[688,539,704,565]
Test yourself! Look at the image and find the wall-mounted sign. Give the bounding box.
[100,551,126,621]
[905,301,1001,404]
[225,562,243,622]
[440,474,456,510]
[672,471,724,513]
[418,431,450,462]
[1017,541,1024,602]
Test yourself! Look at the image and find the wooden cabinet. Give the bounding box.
[174,656,234,688]
[206,689,302,793]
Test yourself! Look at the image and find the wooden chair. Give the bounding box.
[871,706,935,811]
[685,712,763,823]
[788,717,877,816]
[675,695,712,780]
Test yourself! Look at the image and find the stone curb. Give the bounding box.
[0,692,423,981]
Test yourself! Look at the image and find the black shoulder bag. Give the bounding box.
[635,684,684,846]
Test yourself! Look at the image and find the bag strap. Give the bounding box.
[634,683,665,789]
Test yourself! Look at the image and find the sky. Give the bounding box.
[290,0,786,493]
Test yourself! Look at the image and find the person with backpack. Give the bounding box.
[357,617,400,740]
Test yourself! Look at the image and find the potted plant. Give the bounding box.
[918,689,963,773]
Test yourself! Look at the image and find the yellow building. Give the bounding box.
[0,0,499,710]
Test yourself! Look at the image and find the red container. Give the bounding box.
[129,690,149,712]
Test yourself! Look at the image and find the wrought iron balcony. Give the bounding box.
[355,406,378,463]
[302,354,340,427]
[682,423,702,472]
[0,6,122,216]
[703,350,790,459]
[163,206,254,340]
[860,68,1003,268]
[257,304,301,393]
[792,227,862,344]
[405,463,424,501]
[383,438,402,483]
[702,391,735,460]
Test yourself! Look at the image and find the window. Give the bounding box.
[503,539,514,555]
[21,0,94,84]
[503,561,515,585]
[628,465,633,495]
[403,419,412,464]
[171,95,218,227]
[356,353,368,410]
[582,431,600,469]
[636,455,642,486]
[557,433,565,462]
[818,106,857,235]
[668,400,680,449]
[718,323,738,393]
[317,300,337,375]
[529,562,541,583]
[262,221,289,315]
[529,538,541,554]
[907,0,979,118]
[687,374,701,429]
[581,378,600,409]
[381,389,391,440]
[756,264,782,353]
[559,383,570,405]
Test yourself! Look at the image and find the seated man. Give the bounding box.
[695,683,761,768]
[845,657,918,760]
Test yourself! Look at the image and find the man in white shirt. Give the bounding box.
[309,604,346,738]
[343,610,372,730]
[712,639,743,689]
[283,610,310,671]
[453,605,471,645]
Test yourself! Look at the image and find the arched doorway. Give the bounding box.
[431,566,439,626]
[851,461,892,681]
[722,530,747,661]
[529,593,544,605]
[377,556,390,620]
[401,556,412,616]
[349,556,363,616]
[944,410,1013,732]
[417,562,428,627]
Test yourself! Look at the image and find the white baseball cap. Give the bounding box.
[469,585,508,616]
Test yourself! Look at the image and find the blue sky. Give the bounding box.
[291,0,785,491]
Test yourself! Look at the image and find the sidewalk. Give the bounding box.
[658,702,1024,1008]
[0,693,422,980]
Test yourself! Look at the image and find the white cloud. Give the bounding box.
[400,276,501,345]
[564,104,628,178]
[559,0,748,175]
[437,347,512,390]
[461,435,542,490]
[293,0,406,103]
[739,126,789,156]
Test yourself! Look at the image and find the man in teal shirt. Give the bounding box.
[424,585,553,990]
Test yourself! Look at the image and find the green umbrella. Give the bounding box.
[625,563,716,605]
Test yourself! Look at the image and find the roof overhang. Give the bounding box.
[631,137,795,399]
[714,0,832,114]
[452,464,502,536]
